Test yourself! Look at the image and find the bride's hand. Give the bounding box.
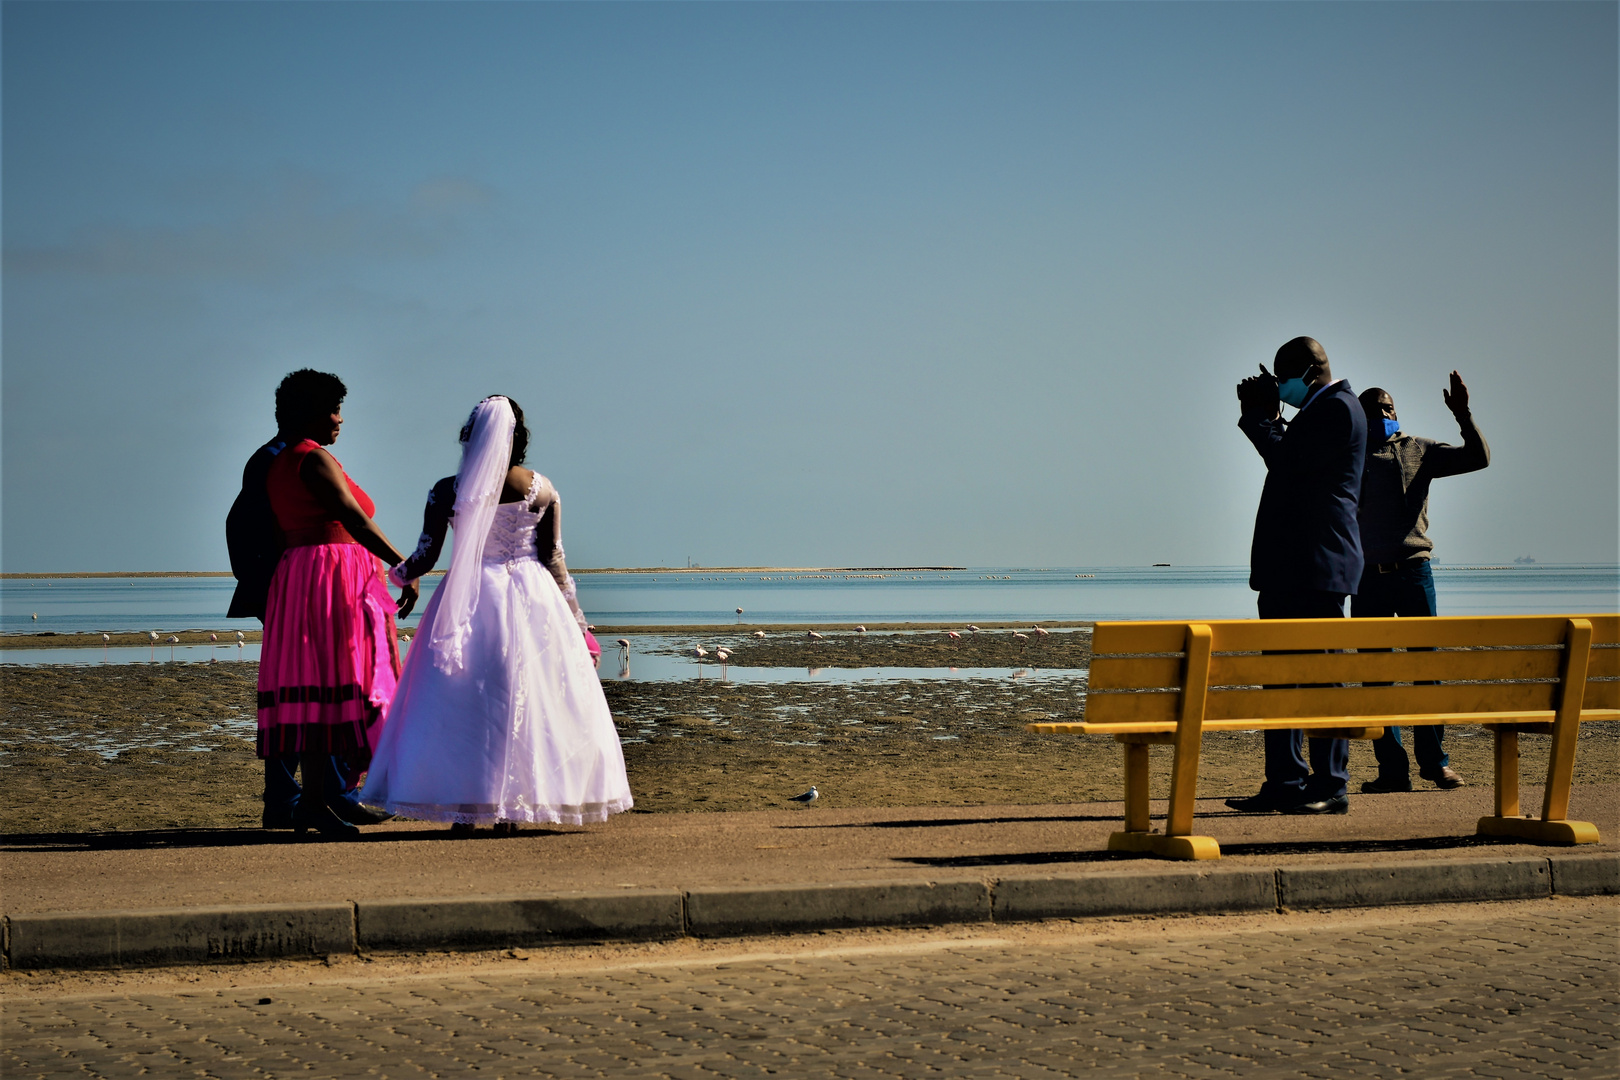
[397,581,420,619]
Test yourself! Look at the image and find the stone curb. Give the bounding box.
[4,903,354,971]
[357,890,684,953]
[4,855,1615,971]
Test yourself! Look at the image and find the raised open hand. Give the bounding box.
[1442,370,1470,415]
[1237,363,1280,419]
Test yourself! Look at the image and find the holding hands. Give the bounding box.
[1237,364,1280,419]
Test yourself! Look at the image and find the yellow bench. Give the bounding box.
[1028,614,1619,860]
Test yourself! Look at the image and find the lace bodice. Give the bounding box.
[481,474,546,565]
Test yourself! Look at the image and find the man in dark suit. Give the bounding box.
[1225,336,1367,815]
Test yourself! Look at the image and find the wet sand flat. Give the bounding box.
[2,657,1616,835]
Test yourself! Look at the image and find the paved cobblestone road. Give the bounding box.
[4,898,1616,1079]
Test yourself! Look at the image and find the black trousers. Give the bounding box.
[1255,589,1350,801]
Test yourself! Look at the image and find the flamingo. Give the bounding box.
[102,633,110,662]
[947,631,961,641]
[1032,626,1050,639]
[1012,632,1029,643]
[967,625,981,634]
[235,630,245,649]
[149,630,159,661]
[807,630,824,641]
[715,647,731,679]
[167,634,180,661]
[752,630,766,639]
[854,625,866,634]
[616,638,631,678]
[736,607,744,624]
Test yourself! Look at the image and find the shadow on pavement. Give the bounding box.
[0,826,579,852]
[779,814,1124,831]
[896,833,1523,869]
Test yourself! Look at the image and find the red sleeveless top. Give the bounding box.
[266,440,375,547]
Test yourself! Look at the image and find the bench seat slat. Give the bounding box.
[1209,648,1565,686]
[1029,708,1620,736]
[1090,614,1618,657]
[1088,655,1184,690]
[1205,681,1557,720]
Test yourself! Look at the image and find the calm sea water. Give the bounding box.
[2,565,1615,637]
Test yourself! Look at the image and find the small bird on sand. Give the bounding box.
[790,786,819,805]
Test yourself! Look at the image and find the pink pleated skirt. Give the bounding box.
[256,542,400,763]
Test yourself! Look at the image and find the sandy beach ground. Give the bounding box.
[2,630,1615,834]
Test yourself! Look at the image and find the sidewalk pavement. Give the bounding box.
[4,784,1616,971]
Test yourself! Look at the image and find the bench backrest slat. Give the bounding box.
[1084,613,1619,728]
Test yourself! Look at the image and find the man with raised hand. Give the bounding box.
[1226,336,1367,816]
[1354,373,1490,793]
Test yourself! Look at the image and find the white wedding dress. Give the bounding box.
[362,474,633,826]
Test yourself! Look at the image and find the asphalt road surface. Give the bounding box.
[4,897,1615,1079]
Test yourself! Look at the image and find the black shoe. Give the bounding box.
[262,808,297,830]
[448,822,476,838]
[293,803,360,838]
[1280,794,1349,815]
[331,800,395,826]
[1224,791,1295,813]
[1359,776,1413,794]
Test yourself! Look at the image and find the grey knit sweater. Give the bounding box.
[1357,412,1490,565]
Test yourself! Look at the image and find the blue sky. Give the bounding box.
[3,2,1615,571]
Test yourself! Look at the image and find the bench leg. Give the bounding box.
[1494,726,1520,819]
[1122,742,1150,834]
[1478,619,1599,846]
[1106,625,1220,862]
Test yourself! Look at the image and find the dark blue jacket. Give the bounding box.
[225,438,287,621]
[1240,381,1366,595]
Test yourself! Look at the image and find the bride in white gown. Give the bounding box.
[362,395,632,832]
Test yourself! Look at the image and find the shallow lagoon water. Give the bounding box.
[0,634,1087,687]
[5,564,1615,638]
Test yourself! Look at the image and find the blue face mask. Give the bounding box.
[1277,376,1310,408]
[1382,418,1401,439]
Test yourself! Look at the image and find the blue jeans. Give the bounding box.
[1255,589,1350,801]
[1351,559,1450,779]
[264,755,363,814]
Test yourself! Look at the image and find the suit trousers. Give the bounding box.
[1256,589,1351,800]
[1351,560,1449,779]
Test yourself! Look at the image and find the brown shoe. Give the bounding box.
[1421,766,1466,789]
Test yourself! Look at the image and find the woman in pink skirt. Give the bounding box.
[258,370,417,837]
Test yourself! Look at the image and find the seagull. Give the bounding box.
[790,785,819,805]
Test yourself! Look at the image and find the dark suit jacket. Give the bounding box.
[225,438,287,621]
[1239,380,1367,596]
